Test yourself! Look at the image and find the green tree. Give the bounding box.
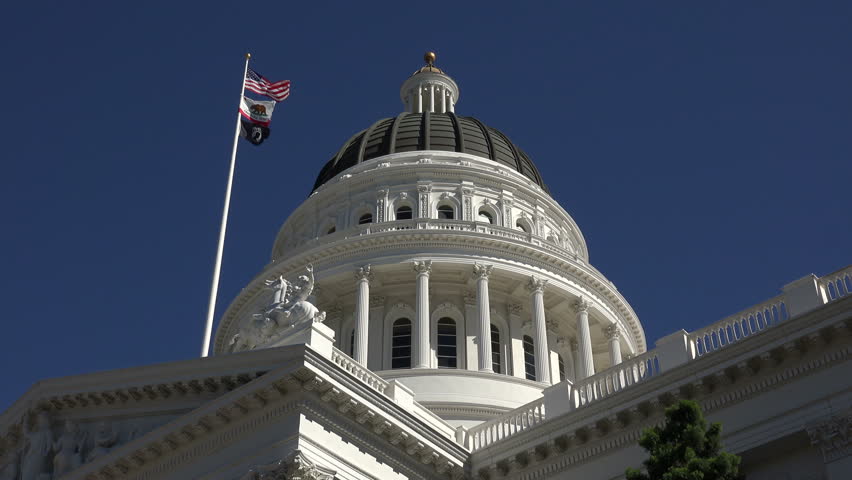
[626,400,742,480]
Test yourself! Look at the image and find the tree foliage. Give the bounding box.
[626,400,742,480]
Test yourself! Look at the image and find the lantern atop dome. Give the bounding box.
[400,51,460,113]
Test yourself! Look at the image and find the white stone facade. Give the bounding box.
[2,55,851,480]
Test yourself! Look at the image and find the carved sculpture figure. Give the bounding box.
[230,265,326,352]
[86,421,117,463]
[21,412,52,480]
[53,420,86,475]
[228,313,278,352]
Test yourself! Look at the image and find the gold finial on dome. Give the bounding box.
[424,51,436,65]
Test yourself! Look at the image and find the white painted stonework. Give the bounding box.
[2,56,851,480]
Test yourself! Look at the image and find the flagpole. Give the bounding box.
[201,52,251,357]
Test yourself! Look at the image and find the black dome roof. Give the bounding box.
[313,112,548,192]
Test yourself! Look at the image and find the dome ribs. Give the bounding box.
[447,113,466,154]
[358,117,389,164]
[387,112,408,154]
[312,114,548,192]
[422,111,431,150]
[466,116,496,163]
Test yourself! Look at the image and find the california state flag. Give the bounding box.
[239,96,276,126]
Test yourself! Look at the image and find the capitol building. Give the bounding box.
[2,53,851,480]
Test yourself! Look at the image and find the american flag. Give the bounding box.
[245,68,290,102]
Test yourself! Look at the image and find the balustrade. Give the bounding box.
[818,265,852,302]
[466,399,545,451]
[689,294,788,357]
[331,347,388,394]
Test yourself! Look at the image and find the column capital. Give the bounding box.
[354,264,373,282]
[806,407,852,463]
[526,276,548,294]
[573,296,590,313]
[604,324,621,340]
[473,263,494,280]
[413,260,432,276]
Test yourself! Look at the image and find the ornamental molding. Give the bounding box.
[807,408,852,463]
[604,324,621,341]
[473,263,493,280]
[413,260,433,276]
[573,296,590,313]
[508,304,523,316]
[369,295,386,309]
[354,264,372,283]
[1,346,468,480]
[469,308,852,479]
[527,276,548,294]
[216,231,644,355]
[240,450,336,480]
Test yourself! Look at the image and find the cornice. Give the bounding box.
[215,229,644,355]
[468,299,852,479]
[2,344,467,480]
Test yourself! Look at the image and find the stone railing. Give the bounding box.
[572,349,661,408]
[461,269,849,452]
[331,347,388,395]
[818,265,852,303]
[466,398,545,452]
[689,294,788,357]
[282,218,577,261]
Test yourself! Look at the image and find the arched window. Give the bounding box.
[478,209,494,224]
[558,354,566,382]
[516,220,529,233]
[396,205,412,220]
[490,324,501,374]
[437,205,454,220]
[436,317,457,368]
[358,213,373,224]
[391,318,412,369]
[523,335,536,380]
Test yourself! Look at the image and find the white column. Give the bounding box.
[473,263,494,372]
[429,84,435,112]
[448,94,455,113]
[604,324,623,366]
[574,297,595,379]
[463,292,478,371]
[413,260,432,368]
[416,83,423,113]
[440,89,447,113]
[353,265,371,366]
[526,276,551,384]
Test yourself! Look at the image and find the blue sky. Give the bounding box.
[1,2,850,410]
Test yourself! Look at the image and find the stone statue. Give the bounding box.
[21,412,52,480]
[228,313,278,352]
[86,421,117,463]
[229,264,326,352]
[53,420,86,475]
[264,275,289,305]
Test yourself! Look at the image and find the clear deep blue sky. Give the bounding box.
[1,2,850,410]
